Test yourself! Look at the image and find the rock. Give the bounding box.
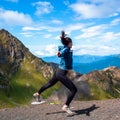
[50,70,91,101]
[0,29,54,87]
[51,67,120,101]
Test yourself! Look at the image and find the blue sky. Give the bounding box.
[0,0,120,57]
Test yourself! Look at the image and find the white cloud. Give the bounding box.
[43,34,52,38]
[46,23,88,33]
[73,23,120,49]
[75,24,107,39]
[5,0,18,2]
[65,23,85,34]
[58,22,90,35]
[54,35,60,40]
[35,51,45,57]
[99,32,120,42]
[64,0,70,6]
[51,19,63,25]
[73,45,120,56]
[33,1,54,15]
[0,8,33,26]
[22,22,90,36]
[29,44,57,57]
[70,0,120,19]
[110,18,120,26]
[20,32,33,37]
[32,44,120,57]
[22,25,62,33]
[22,26,46,31]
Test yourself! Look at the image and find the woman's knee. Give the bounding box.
[74,87,77,94]
[71,86,77,94]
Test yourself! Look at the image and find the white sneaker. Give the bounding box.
[33,93,41,102]
[62,105,74,114]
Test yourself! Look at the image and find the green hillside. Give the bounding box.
[0,56,60,109]
[0,29,60,109]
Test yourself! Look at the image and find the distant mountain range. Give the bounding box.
[42,54,120,74]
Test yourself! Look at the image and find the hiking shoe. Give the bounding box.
[62,105,74,114]
[33,93,41,102]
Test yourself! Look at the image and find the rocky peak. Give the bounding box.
[83,66,120,82]
[0,29,29,75]
[55,66,120,101]
[0,29,54,84]
[0,29,27,62]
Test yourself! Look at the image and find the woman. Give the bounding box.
[33,31,77,114]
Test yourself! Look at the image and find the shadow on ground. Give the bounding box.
[46,104,99,117]
[46,111,66,115]
[68,104,99,117]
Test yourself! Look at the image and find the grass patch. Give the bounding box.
[88,82,113,100]
[0,91,16,109]
[0,57,60,109]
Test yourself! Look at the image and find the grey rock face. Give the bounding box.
[0,29,54,86]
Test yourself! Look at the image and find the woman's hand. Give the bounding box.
[60,30,67,39]
[56,51,61,57]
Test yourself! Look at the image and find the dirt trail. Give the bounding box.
[0,99,120,120]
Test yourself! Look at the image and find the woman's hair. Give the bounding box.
[60,31,72,46]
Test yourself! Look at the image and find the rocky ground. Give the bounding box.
[0,98,120,120]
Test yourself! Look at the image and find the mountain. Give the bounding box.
[43,56,60,63]
[74,54,120,74]
[54,66,120,101]
[0,29,54,78]
[81,66,120,99]
[0,29,120,109]
[43,55,109,63]
[0,29,57,108]
[43,55,120,74]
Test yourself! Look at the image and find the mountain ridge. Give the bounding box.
[43,54,120,74]
[53,66,120,101]
[43,54,120,63]
[0,29,53,79]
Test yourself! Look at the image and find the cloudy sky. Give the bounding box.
[0,0,120,57]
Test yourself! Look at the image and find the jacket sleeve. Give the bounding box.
[59,48,69,57]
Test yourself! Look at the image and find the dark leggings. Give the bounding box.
[38,68,77,106]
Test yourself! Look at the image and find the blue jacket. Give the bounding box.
[58,46,73,70]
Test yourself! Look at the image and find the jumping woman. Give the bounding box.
[33,31,77,114]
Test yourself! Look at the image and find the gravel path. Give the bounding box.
[0,99,120,120]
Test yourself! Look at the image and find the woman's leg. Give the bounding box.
[56,70,77,106]
[61,77,77,106]
[38,74,58,94]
